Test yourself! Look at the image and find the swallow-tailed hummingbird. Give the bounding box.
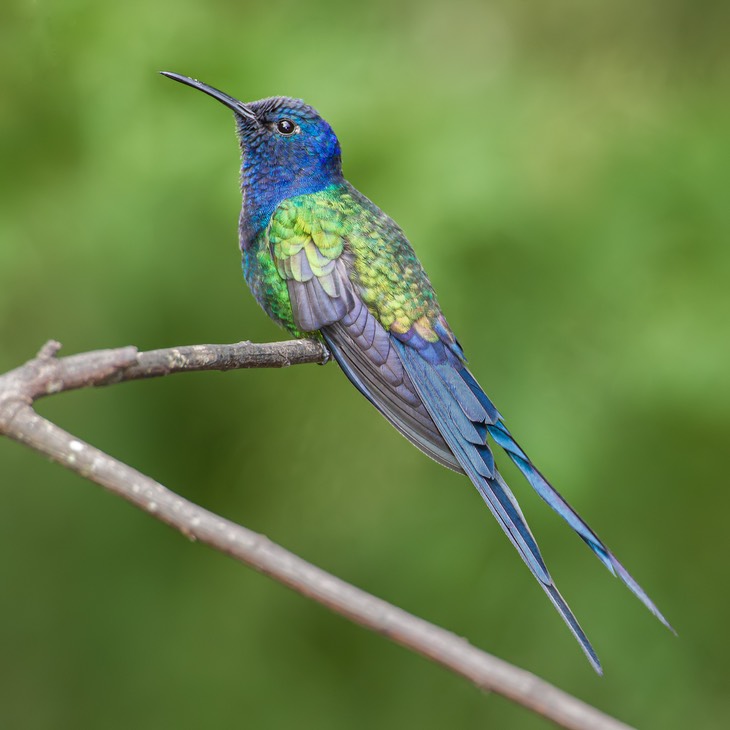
[161,71,673,673]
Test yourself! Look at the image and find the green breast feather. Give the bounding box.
[265,182,443,341]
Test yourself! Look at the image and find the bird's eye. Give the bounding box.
[276,118,297,135]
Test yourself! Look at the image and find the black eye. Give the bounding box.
[276,118,297,135]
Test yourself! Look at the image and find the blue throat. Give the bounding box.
[239,161,343,246]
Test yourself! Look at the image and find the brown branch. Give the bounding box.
[0,340,634,730]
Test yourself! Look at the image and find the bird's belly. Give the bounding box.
[242,239,300,335]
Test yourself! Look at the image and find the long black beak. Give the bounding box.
[160,71,257,121]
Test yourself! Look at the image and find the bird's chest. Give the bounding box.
[241,230,299,335]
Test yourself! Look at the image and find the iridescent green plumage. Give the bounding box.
[248,182,445,344]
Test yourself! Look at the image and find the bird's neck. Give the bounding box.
[238,160,344,248]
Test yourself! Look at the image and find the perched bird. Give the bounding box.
[161,72,673,672]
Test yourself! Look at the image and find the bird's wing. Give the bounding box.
[268,191,459,470]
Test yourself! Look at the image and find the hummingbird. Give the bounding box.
[161,71,673,673]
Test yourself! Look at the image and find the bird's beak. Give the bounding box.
[160,72,257,122]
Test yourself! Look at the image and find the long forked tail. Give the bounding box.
[394,340,673,672]
[394,342,603,672]
[451,367,675,633]
[484,417,675,633]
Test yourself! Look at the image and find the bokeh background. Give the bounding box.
[1,1,728,727]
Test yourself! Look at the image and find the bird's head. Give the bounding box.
[161,73,343,205]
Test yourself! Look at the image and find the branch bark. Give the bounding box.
[0,339,634,730]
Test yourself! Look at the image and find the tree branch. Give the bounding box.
[0,340,634,730]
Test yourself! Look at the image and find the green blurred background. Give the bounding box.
[1,0,728,727]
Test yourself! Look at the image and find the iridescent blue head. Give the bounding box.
[161,72,343,241]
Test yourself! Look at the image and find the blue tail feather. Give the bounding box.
[395,340,603,669]
[487,421,675,633]
[393,338,673,671]
[544,577,603,674]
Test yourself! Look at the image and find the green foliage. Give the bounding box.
[1,1,728,727]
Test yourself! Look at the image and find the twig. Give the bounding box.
[0,340,634,730]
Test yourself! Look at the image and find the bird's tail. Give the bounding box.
[395,341,604,672]
[484,417,675,633]
[394,340,673,672]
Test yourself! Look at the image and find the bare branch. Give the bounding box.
[0,340,634,730]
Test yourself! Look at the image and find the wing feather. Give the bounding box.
[269,200,460,470]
